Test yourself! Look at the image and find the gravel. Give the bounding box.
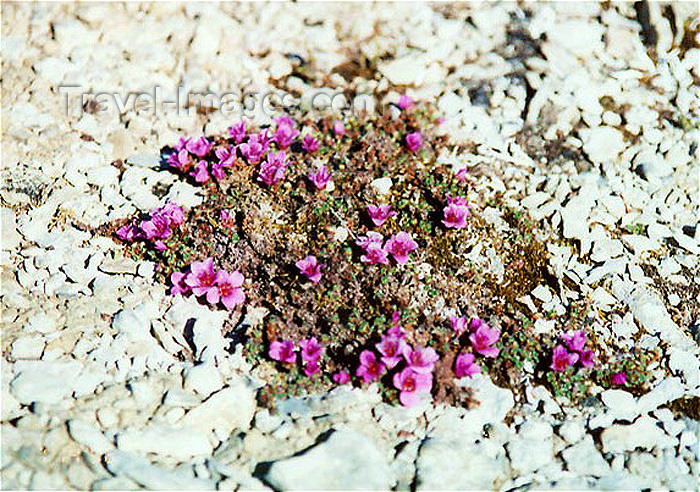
[2,2,698,490]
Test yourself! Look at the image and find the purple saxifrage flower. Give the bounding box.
[393,367,432,407]
[449,315,469,336]
[302,134,320,152]
[384,232,418,264]
[469,322,500,358]
[551,345,579,371]
[356,350,385,383]
[333,370,350,384]
[299,337,323,363]
[185,258,218,302]
[405,132,422,151]
[214,270,245,310]
[402,346,439,373]
[269,340,297,365]
[360,244,390,265]
[398,94,413,109]
[442,195,470,229]
[296,255,323,283]
[454,353,481,378]
[228,122,246,143]
[333,121,346,136]
[375,334,409,369]
[308,166,332,190]
[367,204,396,226]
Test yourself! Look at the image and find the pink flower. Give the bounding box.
[333,370,350,384]
[333,121,346,136]
[455,168,468,181]
[228,122,246,144]
[387,323,405,339]
[185,258,218,301]
[274,122,299,148]
[167,148,190,169]
[356,232,383,249]
[550,345,579,372]
[469,323,500,358]
[360,244,390,265]
[190,160,210,183]
[157,202,184,226]
[402,346,439,373]
[186,136,212,157]
[117,223,141,242]
[211,161,226,180]
[449,316,469,336]
[398,94,413,109]
[258,151,288,187]
[442,195,470,229]
[269,340,297,365]
[170,271,189,296]
[215,146,237,170]
[405,132,422,151]
[611,371,627,386]
[299,337,323,363]
[356,350,385,383]
[176,137,192,151]
[385,232,418,264]
[469,317,488,333]
[239,141,266,164]
[454,353,481,378]
[367,204,396,226]
[375,334,409,369]
[274,116,296,128]
[295,255,323,283]
[302,134,320,152]
[304,360,320,377]
[214,270,245,309]
[562,331,587,353]
[220,210,234,227]
[140,215,171,240]
[308,166,332,190]
[579,349,595,368]
[393,368,432,407]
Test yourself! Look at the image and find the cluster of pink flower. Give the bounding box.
[170,257,245,310]
[356,231,418,265]
[551,331,595,371]
[116,202,185,251]
[354,314,438,407]
[442,193,471,229]
[269,337,323,377]
[449,316,501,378]
[166,136,219,183]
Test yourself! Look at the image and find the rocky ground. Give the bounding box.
[2,2,699,490]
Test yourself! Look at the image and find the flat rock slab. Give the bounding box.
[261,428,395,490]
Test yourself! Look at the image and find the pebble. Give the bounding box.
[601,416,677,453]
[561,435,610,477]
[67,419,114,455]
[116,426,213,461]
[179,380,256,437]
[104,449,215,489]
[11,335,46,360]
[183,363,224,398]
[10,360,82,404]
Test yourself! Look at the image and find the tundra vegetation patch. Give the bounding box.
[103,99,659,407]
